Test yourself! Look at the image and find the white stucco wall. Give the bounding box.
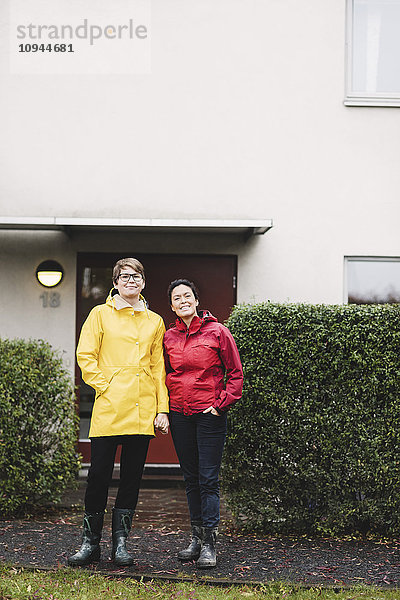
[0,230,76,372]
[1,0,400,346]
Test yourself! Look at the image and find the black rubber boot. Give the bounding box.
[111,508,135,567]
[178,523,203,561]
[67,512,104,567]
[196,527,217,568]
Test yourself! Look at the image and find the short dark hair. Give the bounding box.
[167,279,199,304]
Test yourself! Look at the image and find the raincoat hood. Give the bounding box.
[170,310,218,334]
[106,289,148,313]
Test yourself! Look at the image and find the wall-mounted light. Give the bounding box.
[36,260,64,288]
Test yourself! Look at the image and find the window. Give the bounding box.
[345,0,400,106]
[345,257,400,304]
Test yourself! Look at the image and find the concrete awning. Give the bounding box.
[0,216,273,236]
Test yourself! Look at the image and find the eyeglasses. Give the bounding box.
[118,273,142,283]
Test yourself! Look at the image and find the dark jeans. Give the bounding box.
[169,410,227,529]
[85,435,150,514]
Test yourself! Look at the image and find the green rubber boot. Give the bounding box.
[67,512,104,567]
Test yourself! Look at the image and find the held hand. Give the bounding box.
[154,413,169,434]
[202,406,220,416]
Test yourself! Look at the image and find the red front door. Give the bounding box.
[76,252,237,464]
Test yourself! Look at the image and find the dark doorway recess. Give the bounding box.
[76,252,237,465]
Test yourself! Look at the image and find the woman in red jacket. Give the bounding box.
[163,279,243,568]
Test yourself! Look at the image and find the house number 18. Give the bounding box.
[40,292,61,308]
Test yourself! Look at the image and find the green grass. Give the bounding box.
[1,566,400,600]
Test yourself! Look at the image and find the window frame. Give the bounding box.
[344,0,400,107]
[344,255,400,304]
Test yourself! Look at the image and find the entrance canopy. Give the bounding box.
[0,217,273,237]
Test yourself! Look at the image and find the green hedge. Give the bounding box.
[0,338,80,516]
[223,303,400,536]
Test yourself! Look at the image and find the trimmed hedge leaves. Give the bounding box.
[223,303,400,535]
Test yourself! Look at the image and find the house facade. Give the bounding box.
[1,0,399,463]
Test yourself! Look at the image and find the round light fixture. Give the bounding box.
[36,260,64,288]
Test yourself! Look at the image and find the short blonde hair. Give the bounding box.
[112,258,145,284]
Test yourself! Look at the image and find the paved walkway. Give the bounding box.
[1,479,400,587]
[57,477,233,532]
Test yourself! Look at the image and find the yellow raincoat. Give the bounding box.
[77,291,169,437]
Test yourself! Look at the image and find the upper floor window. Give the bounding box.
[345,257,400,304]
[345,0,400,106]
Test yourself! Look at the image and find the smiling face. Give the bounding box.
[114,267,145,306]
[170,284,199,326]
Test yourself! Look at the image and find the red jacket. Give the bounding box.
[163,311,243,415]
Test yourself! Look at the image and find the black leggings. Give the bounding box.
[84,435,150,514]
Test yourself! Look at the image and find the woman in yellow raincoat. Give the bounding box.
[68,258,169,568]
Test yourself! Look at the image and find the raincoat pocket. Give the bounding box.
[95,368,121,399]
[143,367,156,392]
[192,343,219,367]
